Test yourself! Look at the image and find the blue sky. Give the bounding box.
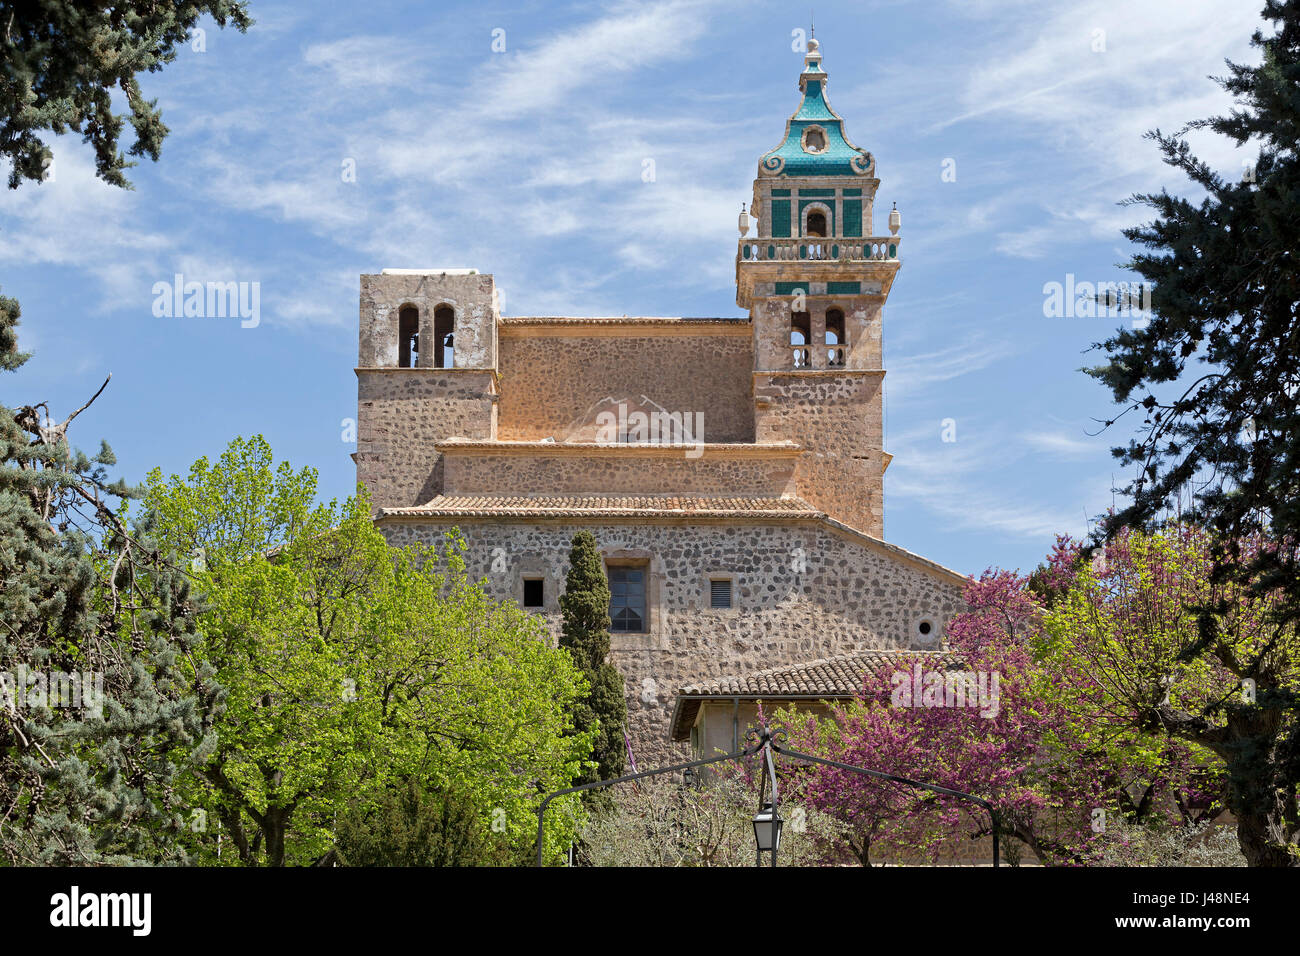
[0,0,1265,577]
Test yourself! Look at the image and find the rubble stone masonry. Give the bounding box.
[378,516,965,765]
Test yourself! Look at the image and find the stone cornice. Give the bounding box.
[435,439,803,458]
[354,366,497,376]
[500,318,751,339]
[379,510,826,527]
[752,368,885,378]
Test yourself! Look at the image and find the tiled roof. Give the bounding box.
[379,495,822,519]
[670,648,963,740]
[678,649,962,698]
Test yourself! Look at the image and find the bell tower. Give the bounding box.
[736,37,902,538]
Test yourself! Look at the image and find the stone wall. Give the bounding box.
[358,271,498,370]
[440,445,798,497]
[356,370,496,509]
[755,371,885,537]
[378,516,965,765]
[496,325,755,443]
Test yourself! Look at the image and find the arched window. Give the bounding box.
[805,210,827,238]
[790,311,811,368]
[825,308,846,367]
[433,305,454,369]
[398,306,419,368]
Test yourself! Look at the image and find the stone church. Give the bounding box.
[353,39,968,764]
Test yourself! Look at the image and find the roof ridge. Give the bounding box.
[743,646,954,678]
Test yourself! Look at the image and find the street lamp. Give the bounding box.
[752,801,783,857]
[536,717,1000,867]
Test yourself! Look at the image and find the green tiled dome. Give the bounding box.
[758,42,873,179]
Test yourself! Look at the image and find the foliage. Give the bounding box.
[558,531,627,789]
[580,773,847,867]
[0,0,251,862]
[783,572,1091,865]
[0,294,219,864]
[0,0,252,188]
[784,563,1224,865]
[1094,819,1246,867]
[335,779,509,867]
[141,436,593,865]
[1040,524,1298,865]
[1086,1,1300,643]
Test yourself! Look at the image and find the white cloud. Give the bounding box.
[887,334,1018,400]
[932,0,1263,257]
[477,1,710,120]
[302,36,428,89]
[0,148,171,312]
[1022,430,1100,459]
[886,422,1102,541]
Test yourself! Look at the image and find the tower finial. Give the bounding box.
[810,11,815,39]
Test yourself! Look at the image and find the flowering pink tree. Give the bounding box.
[1036,525,1293,866]
[784,561,1221,865]
[783,571,1088,864]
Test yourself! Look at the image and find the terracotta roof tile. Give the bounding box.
[670,648,964,740]
[679,648,963,698]
[380,495,821,519]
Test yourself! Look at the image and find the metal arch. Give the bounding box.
[535,745,762,867]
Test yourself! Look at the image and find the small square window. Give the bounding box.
[523,578,544,608]
[710,579,732,609]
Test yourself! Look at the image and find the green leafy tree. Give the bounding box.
[558,531,628,790]
[0,297,220,864]
[0,0,252,188]
[335,779,507,867]
[142,436,592,865]
[1041,526,1297,866]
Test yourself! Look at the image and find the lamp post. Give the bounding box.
[535,718,1000,867]
[752,801,782,860]
[749,723,784,866]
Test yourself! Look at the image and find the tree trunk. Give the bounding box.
[1220,708,1299,867]
[263,807,290,867]
[1235,811,1296,866]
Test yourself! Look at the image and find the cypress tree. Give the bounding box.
[558,531,628,790]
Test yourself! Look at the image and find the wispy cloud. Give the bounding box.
[1022,429,1100,459]
[887,334,1018,401]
